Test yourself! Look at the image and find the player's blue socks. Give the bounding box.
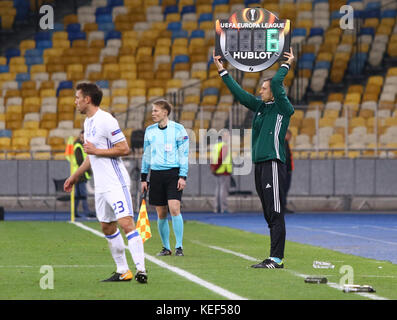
[157,218,170,250]
[171,214,184,249]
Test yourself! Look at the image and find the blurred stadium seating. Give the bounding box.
[0,0,396,160]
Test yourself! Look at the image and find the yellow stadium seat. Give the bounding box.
[128,79,146,89]
[111,104,128,113]
[319,117,336,127]
[184,95,200,104]
[328,92,344,102]
[180,112,196,121]
[201,95,218,106]
[40,89,56,98]
[363,18,379,28]
[63,14,78,26]
[147,87,164,98]
[12,136,30,149]
[0,137,11,150]
[66,63,83,78]
[0,72,15,82]
[367,75,384,86]
[129,88,146,97]
[112,88,128,96]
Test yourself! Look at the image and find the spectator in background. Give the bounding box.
[210,129,232,213]
[283,129,294,214]
[72,130,93,218]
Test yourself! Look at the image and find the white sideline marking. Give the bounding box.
[361,225,397,232]
[291,225,397,246]
[71,222,247,300]
[192,240,389,301]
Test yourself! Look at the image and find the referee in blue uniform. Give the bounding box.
[141,99,189,256]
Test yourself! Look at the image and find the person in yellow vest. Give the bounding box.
[72,130,93,218]
[210,130,232,213]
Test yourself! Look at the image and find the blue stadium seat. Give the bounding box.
[190,29,205,39]
[105,30,121,43]
[292,28,307,37]
[198,13,213,25]
[172,55,189,70]
[167,21,182,31]
[360,27,374,37]
[348,52,367,75]
[96,7,112,16]
[298,61,313,70]
[98,22,115,32]
[298,53,315,70]
[203,87,219,96]
[25,56,43,66]
[365,2,380,10]
[381,10,397,18]
[96,80,109,88]
[108,0,124,7]
[245,0,260,6]
[35,32,51,42]
[354,10,362,18]
[52,22,65,31]
[16,73,30,84]
[212,0,229,7]
[301,53,315,62]
[68,31,86,42]
[164,5,179,16]
[66,23,81,33]
[36,40,52,50]
[0,65,9,73]
[309,28,324,37]
[181,5,196,16]
[5,48,20,63]
[362,2,380,19]
[331,11,344,20]
[14,0,30,21]
[172,30,189,40]
[25,48,43,58]
[96,14,113,24]
[57,80,74,96]
[314,61,331,70]
[0,130,12,138]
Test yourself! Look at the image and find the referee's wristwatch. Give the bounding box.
[141,173,148,182]
[179,176,187,181]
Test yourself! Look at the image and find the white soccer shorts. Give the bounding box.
[95,185,134,223]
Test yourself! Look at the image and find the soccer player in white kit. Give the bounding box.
[64,83,147,283]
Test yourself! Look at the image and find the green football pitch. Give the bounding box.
[0,220,396,300]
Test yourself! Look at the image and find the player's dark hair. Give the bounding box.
[76,82,103,106]
[153,99,172,116]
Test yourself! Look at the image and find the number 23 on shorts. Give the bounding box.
[112,201,125,215]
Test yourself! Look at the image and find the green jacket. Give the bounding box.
[219,64,294,164]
